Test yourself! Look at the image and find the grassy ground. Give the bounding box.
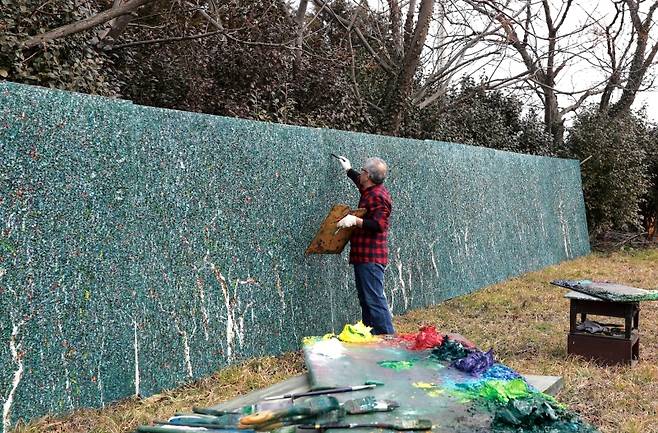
[10,248,658,433]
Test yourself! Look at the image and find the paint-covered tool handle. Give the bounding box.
[298,419,432,431]
[263,384,376,401]
[138,425,251,433]
[192,407,241,416]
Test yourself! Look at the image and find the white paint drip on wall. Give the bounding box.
[406,268,412,309]
[2,317,25,432]
[181,329,193,378]
[394,248,408,310]
[343,270,351,331]
[170,306,197,379]
[236,278,256,350]
[196,275,210,341]
[133,319,140,396]
[97,327,106,407]
[557,196,571,257]
[514,214,524,243]
[154,295,197,380]
[429,242,439,279]
[288,277,299,344]
[329,273,335,331]
[275,272,286,316]
[275,271,286,348]
[209,264,253,363]
[212,265,236,362]
[56,316,74,410]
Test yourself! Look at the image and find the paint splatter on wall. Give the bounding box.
[0,82,589,429]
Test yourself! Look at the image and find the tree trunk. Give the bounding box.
[293,0,309,77]
[544,87,564,149]
[387,0,403,61]
[386,0,434,135]
[608,0,658,117]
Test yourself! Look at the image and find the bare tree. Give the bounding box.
[463,0,658,147]
[22,0,157,49]
[599,0,658,117]
[294,0,310,77]
[388,0,435,133]
[463,0,610,147]
[313,0,509,135]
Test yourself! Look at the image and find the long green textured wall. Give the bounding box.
[0,82,589,430]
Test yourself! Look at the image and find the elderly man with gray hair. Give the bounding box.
[335,155,394,335]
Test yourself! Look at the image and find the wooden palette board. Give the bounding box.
[305,204,366,255]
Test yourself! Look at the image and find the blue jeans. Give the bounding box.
[354,263,395,335]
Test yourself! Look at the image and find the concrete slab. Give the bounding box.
[524,374,564,396]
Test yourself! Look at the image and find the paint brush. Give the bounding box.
[342,397,399,414]
[192,407,241,416]
[240,396,339,426]
[168,413,242,426]
[298,419,433,431]
[263,384,376,401]
[159,416,241,428]
[159,419,261,430]
[330,153,341,160]
[138,426,250,433]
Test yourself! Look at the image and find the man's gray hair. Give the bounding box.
[364,157,388,184]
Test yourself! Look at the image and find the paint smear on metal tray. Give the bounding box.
[307,338,346,359]
[412,382,445,397]
[378,360,417,371]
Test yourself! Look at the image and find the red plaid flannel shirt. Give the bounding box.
[347,170,392,265]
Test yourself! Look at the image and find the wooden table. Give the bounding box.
[565,290,640,366]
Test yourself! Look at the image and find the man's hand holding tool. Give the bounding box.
[331,153,352,171]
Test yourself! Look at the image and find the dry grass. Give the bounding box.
[10,248,658,433]
[9,353,306,433]
[397,248,658,433]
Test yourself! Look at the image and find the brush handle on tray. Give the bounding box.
[263,384,375,400]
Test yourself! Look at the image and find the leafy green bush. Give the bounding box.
[116,0,370,131]
[0,0,117,95]
[415,78,552,155]
[641,129,658,238]
[566,108,650,233]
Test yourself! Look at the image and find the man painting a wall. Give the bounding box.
[335,155,395,335]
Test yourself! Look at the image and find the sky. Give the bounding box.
[634,91,658,124]
[446,0,658,125]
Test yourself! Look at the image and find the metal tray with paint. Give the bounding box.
[552,279,658,302]
[305,204,366,255]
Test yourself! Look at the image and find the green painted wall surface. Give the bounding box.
[0,82,590,430]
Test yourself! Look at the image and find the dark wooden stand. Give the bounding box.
[566,291,640,366]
